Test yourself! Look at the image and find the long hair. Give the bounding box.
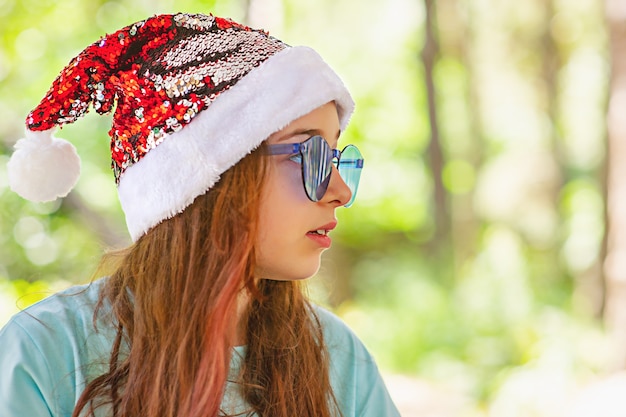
[73,145,341,417]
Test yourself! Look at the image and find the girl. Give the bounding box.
[0,13,400,417]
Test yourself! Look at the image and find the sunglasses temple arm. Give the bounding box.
[266,143,301,155]
[339,159,364,168]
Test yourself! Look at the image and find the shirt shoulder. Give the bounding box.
[0,278,113,417]
[312,305,401,417]
[9,279,103,328]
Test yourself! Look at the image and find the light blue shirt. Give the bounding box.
[0,279,400,416]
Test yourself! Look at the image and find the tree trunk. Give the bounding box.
[603,0,626,369]
[447,0,482,271]
[421,0,450,253]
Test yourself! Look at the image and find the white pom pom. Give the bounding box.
[7,129,81,202]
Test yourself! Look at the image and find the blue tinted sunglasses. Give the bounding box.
[266,135,364,207]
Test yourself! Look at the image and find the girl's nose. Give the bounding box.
[322,165,352,206]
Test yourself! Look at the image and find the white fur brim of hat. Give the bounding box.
[118,46,354,241]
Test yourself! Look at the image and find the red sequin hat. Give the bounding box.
[7,13,354,241]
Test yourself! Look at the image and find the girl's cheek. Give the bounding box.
[276,163,309,202]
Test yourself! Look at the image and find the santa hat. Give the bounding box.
[7,13,354,241]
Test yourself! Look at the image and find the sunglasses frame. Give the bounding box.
[266,135,364,207]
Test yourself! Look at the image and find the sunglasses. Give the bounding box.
[266,135,364,207]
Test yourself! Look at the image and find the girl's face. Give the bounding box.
[255,102,352,281]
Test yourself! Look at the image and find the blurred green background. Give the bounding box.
[2,0,625,415]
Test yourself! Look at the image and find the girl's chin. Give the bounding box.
[259,273,316,282]
[255,257,322,281]
[256,266,321,282]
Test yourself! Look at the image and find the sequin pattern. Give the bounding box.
[26,13,288,183]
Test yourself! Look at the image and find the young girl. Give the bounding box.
[0,13,400,417]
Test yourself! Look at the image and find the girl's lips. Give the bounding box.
[306,221,336,248]
[306,231,332,248]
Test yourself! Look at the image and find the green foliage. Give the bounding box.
[0,0,613,413]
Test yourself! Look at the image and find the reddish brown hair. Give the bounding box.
[73,146,341,417]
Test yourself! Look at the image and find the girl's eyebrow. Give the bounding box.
[276,128,341,144]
